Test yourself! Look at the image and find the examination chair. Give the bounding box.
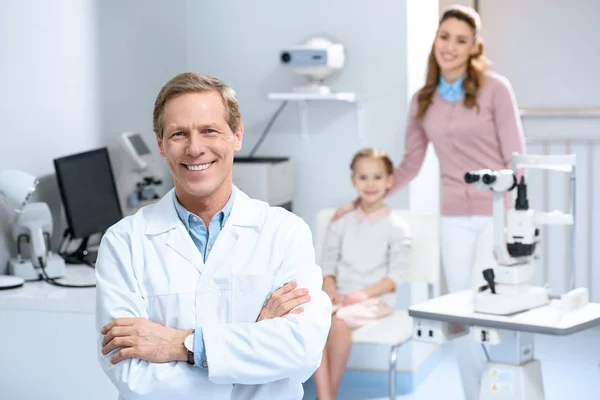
[314,209,440,399]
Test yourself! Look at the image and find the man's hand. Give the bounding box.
[257,281,311,322]
[101,318,191,365]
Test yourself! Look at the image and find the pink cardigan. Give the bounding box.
[392,71,525,216]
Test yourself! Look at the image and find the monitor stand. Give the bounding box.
[63,236,96,265]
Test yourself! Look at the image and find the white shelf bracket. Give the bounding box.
[297,100,310,145]
[356,101,366,146]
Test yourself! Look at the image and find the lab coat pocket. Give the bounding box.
[231,274,273,323]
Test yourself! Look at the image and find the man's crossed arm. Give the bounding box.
[100,281,311,364]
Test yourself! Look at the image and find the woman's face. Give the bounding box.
[434,17,477,77]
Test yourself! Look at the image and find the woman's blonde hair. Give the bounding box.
[153,72,242,139]
[416,5,491,121]
[350,148,394,176]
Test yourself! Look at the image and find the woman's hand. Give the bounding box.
[332,198,360,221]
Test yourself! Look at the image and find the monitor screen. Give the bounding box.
[128,133,151,156]
[53,148,123,239]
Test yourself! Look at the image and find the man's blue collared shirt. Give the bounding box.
[173,187,236,369]
[437,74,466,101]
[173,188,235,263]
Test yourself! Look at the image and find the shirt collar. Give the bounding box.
[355,206,390,223]
[437,74,466,101]
[173,186,236,230]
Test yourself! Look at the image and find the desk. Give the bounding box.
[0,265,117,400]
[408,290,600,400]
[409,290,600,335]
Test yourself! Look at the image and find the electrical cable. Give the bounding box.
[480,343,491,362]
[38,256,96,288]
[247,101,289,158]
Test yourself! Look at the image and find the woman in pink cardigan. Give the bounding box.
[334,5,525,399]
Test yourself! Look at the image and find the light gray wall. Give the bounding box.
[184,0,410,231]
[480,0,600,108]
[0,0,100,274]
[95,0,186,215]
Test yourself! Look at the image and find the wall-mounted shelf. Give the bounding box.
[267,92,357,102]
[267,92,365,145]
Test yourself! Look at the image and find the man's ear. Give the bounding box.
[156,135,165,157]
[234,124,244,152]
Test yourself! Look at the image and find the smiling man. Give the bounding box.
[95,73,332,400]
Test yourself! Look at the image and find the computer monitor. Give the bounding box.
[53,147,123,264]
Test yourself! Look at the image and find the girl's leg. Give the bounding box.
[326,317,353,397]
[313,348,332,400]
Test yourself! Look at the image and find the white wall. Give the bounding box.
[406,0,441,214]
[0,0,100,274]
[184,0,411,231]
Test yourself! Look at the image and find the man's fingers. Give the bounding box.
[276,287,309,305]
[101,317,137,334]
[276,295,311,316]
[287,307,304,315]
[101,326,134,347]
[102,336,136,356]
[111,347,136,364]
[270,281,298,299]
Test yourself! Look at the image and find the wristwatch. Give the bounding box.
[184,330,195,365]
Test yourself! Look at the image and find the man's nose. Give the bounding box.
[186,134,206,157]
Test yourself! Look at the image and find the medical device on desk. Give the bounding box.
[464,153,579,315]
[409,155,593,400]
[0,170,66,288]
[233,157,294,211]
[279,36,345,95]
[118,132,164,211]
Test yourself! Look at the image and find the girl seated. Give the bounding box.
[313,148,412,400]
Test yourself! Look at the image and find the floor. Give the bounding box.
[303,325,600,399]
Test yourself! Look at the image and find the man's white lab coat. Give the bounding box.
[95,188,332,399]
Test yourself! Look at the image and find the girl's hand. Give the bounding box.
[343,290,369,306]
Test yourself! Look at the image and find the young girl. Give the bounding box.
[313,148,412,400]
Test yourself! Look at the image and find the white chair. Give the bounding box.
[314,209,440,399]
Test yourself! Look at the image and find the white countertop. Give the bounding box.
[408,290,600,335]
[0,265,96,314]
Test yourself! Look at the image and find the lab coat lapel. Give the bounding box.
[166,225,205,268]
[204,188,264,275]
[144,189,204,268]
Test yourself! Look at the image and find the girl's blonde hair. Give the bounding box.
[350,148,394,175]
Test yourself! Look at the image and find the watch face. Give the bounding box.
[185,333,195,351]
